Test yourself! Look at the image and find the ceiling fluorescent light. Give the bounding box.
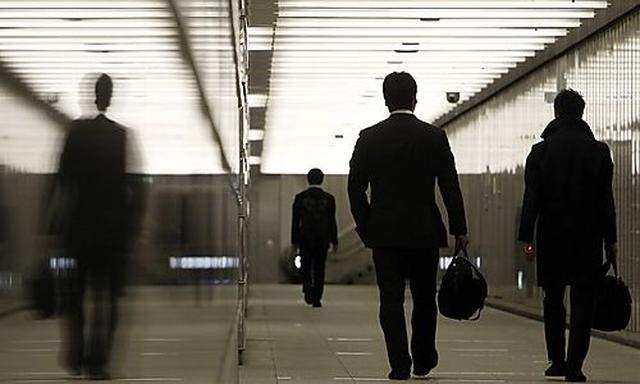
[273,27,568,37]
[0,1,168,8]
[248,130,265,141]
[276,18,582,28]
[277,9,595,19]
[248,94,268,108]
[270,43,545,50]
[278,1,608,9]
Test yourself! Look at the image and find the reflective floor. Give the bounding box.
[0,286,237,383]
[241,285,640,384]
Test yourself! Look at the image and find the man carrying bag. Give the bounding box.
[519,90,617,383]
[348,72,468,380]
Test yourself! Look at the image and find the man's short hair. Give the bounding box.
[383,72,417,111]
[554,89,585,119]
[95,73,113,112]
[307,168,324,185]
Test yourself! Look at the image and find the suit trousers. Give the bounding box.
[66,248,126,372]
[372,247,440,373]
[543,283,596,371]
[300,246,328,304]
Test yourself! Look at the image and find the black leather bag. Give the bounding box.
[438,250,488,321]
[593,261,632,332]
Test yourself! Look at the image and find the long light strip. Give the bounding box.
[278,1,608,9]
[278,9,595,18]
[263,27,569,37]
[275,18,583,28]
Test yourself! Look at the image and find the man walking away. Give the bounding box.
[55,73,145,380]
[519,89,617,383]
[348,72,468,380]
[291,168,338,308]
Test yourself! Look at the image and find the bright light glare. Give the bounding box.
[262,0,605,174]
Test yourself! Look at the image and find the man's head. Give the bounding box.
[95,73,113,112]
[554,89,585,119]
[383,72,417,112]
[307,168,324,186]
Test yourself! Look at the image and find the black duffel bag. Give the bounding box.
[593,261,632,332]
[438,249,488,321]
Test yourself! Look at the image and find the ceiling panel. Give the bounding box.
[258,0,608,174]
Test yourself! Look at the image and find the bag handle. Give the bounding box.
[455,248,469,259]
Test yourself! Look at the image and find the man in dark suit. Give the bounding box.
[348,72,468,380]
[291,168,338,308]
[519,89,617,383]
[55,74,144,379]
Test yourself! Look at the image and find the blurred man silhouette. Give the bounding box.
[519,89,617,383]
[53,73,144,380]
[348,72,468,380]
[291,168,338,308]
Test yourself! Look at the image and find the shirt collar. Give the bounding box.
[390,109,414,116]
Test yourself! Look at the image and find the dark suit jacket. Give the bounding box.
[518,118,616,286]
[348,113,467,249]
[56,114,144,255]
[291,187,338,249]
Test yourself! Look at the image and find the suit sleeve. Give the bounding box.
[348,135,370,243]
[518,147,542,243]
[329,195,338,245]
[291,195,301,245]
[436,130,467,236]
[598,144,616,245]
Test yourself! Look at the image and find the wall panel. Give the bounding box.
[445,9,640,333]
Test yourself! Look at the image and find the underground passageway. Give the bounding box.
[2,0,640,382]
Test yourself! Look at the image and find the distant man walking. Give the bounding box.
[348,72,468,380]
[291,168,338,308]
[519,89,617,383]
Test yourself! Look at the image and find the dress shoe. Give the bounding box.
[388,370,410,380]
[312,301,322,308]
[413,351,438,378]
[545,362,566,377]
[565,370,587,382]
[412,366,433,378]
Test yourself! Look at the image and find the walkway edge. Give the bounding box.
[0,304,29,319]
[486,298,640,350]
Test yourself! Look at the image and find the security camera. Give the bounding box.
[446,92,460,104]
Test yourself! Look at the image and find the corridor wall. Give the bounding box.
[444,8,640,333]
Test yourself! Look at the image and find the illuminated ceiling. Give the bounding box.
[0,0,238,174]
[256,0,609,174]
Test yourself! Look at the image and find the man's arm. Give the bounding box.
[347,135,370,243]
[518,146,542,249]
[329,195,338,247]
[598,144,617,261]
[436,130,467,237]
[291,195,301,245]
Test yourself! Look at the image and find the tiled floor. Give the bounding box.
[240,284,640,384]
